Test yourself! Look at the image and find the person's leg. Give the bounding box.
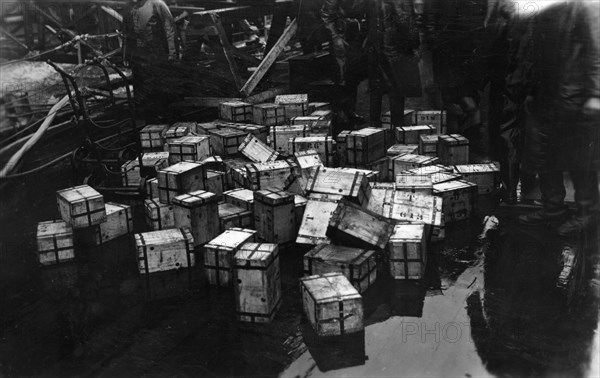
[368,53,384,127]
[519,170,568,224]
[389,91,406,127]
[556,170,599,235]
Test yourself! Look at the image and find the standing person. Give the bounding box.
[123,0,177,120]
[321,0,368,128]
[518,0,600,236]
[370,0,423,128]
[424,0,487,135]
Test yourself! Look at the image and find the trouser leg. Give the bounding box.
[539,170,568,214]
[570,170,600,215]
[389,92,406,127]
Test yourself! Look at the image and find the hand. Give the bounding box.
[583,97,600,116]
[332,35,348,59]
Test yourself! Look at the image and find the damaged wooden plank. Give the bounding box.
[240,19,297,97]
[210,12,243,90]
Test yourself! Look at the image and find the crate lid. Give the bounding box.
[290,136,334,143]
[294,194,308,207]
[454,162,500,174]
[387,144,419,155]
[348,127,384,137]
[310,109,332,117]
[292,116,322,122]
[171,121,197,129]
[390,223,425,242]
[246,160,296,173]
[439,134,469,145]
[164,124,190,138]
[208,127,247,137]
[141,124,169,133]
[254,102,283,110]
[173,190,217,206]
[57,185,103,202]
[301,272,361,303]
[161,161,203,174]
[142,152,169,165]
[224,188,254,201]
[37,220,72,237]
[254,189,294,205]
[433,179,478,193]
[135,228,193,247]
[170,135,210,145]
[275,94,308,104]
[202,155,224,164]
[307,192,344,202]
[234,242,279,267]
[206,228,256,249]
[394,154,438,164]
[420,134,440,142]
[105,202,131,216]
[220,100,251,107]
[405,164,453,175]
[398,125,435,131]
[305,244,374,265]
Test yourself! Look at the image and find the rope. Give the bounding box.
[0,152,71,179]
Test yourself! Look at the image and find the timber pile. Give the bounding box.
[35,93,502,339]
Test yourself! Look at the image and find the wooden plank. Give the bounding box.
[100,5,123,23]
[210,12,243,90]
[0,25,30,51]
[244,85,289,104]
[240,18,297,97]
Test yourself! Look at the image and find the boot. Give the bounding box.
[556,214,596,236]
[518,208,568,226]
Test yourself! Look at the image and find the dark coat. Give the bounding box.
[522,1,600,172]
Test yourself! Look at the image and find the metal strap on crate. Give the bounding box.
[71,188,103,226]
[181,228,193,287]
[138,234,151,292]
[389,242,423,279]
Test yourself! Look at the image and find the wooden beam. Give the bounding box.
[240,18,297,97]
[244,85,289,104]
[100,5,123,23]
[0,25,30,51]
[182,97,242,107]
[210,12,243,90]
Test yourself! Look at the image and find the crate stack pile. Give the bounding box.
[34,93,502,344]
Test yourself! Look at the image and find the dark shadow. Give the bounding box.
[389,280,427,318]
[467,219,600,376]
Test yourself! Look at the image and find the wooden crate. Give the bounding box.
[173,190,220,246]
[438,134,469,165]
[283,171,308,196]
[144,198,175,230]
[238,134,279,163]
[141,152,169,173]
[288,136,336,167]
[204,228,257,287]
[366,186,443,226]
[145,178,159,199]
[269,125,311,155]
[346,127,387,167]
[341,167,379,183]
[218,202,254,231]
[294,194,308,227]
[223,157,252,189]
[201,155,226,172]
[394,174,433,195]
[419,134,440,156]
[303,244,377,294]
[168,135,212,164]
[275,94,309,119]
[135,228,195,274]
[403,164,453,176]
[207,128,247,157]
[140,124,168,151]
[301,272,363,336]
[433,180,478,223]
[415,110,446,133]
[164,123,190,147]
[121,159,141,187]
[234,243,282,322]
[204,170,225,199]
[296,194,342,245]
[395,125,436,145]
[294,149,323,178]
[157,162,206,204]
[83,202,133,245]
[335,130,350,167]
[36,220,74,266]
[252,103,286,126]
[389,154,439,179]
[56,185,106,228]
[359,156,389,182]
[246,160,299,191]
[388,224,427,280]
[305,167,371,206]
[253,190,296,244]
[291,116,331,135]
[453,163,500,194]
[387,144,418,157]
[327,200,395,250]
[195,121,220,135]
[219,101,252,122]
[224,188,254,211]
